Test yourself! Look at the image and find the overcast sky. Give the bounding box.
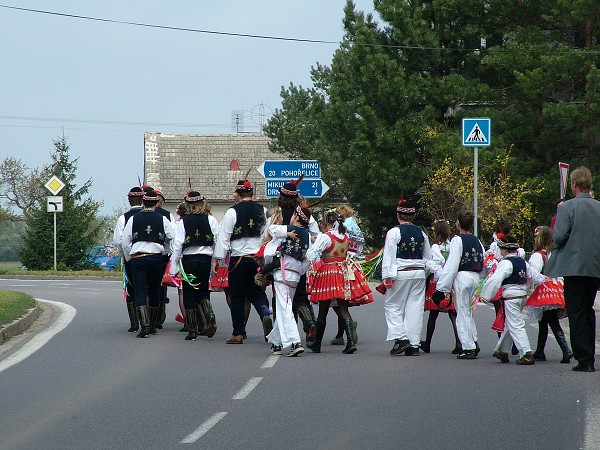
[0,1,376,215]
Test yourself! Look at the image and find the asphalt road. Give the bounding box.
[0,279,598,450]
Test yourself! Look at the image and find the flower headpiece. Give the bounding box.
[396,198,415,214]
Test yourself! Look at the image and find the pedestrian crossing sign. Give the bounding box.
[462,118,491,147]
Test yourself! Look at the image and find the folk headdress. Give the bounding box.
[295,205,311,224]
[235,167,254,193]
[143,189,160,202]
[396,198,415,215]
[279,174,305,198]
[127,186,145,197]
[185,190,205,203]
[495,233,519,250]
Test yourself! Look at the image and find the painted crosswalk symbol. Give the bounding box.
[462,118,491,147]
[466,123,487,143]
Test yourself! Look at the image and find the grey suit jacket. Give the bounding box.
[544,193,600,278]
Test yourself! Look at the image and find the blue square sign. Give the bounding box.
[462,118,491,147]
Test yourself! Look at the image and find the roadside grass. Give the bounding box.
[0,290,36,326]
[0,261,120,278]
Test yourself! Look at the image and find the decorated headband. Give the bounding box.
[143,189,160,202]
[495,232,520,249]
[235,180,253,191]
[280,180,299,197]
[534,226,543,236]
[396,198,415,214]
[185,191,205,202]
[128,187,145,197]
[295,205,310,223]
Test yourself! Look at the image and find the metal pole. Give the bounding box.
[54,211,57,271]
[474,146,479,237]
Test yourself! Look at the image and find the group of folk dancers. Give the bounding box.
[383,199,571,364]
[113,182,571,364]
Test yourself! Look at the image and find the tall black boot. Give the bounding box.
[342,318,357,354]
[184,309,198,341]
[201,298,217,338]
[136,306,151,338]
[126,301,139,332]
[310,321,326,353]
[554,329,573,364]
[297,305,316,343]
[149,306,160,335]
[155,302,166,329]
[534,323,548,361]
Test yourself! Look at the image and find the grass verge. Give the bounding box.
[0,262,120,278]
[0,290,36,326]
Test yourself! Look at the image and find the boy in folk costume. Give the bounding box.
[383,199,433,356]
[433,211,484,359]
[479,234,546,365]
[265,206,313,357]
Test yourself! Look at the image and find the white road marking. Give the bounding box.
[585,394,600,449]
[261,355,279,369]
[232,377,263,400]
[0,299,76,374]
[181,412,227,444]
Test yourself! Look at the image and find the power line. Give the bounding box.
[0,114,231,128]
[1,3,597,54]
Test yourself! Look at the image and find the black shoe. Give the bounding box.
[493,350,510,363]
[475,341,481,355]
[451,346,462,355]
[572,363,595,372]
[390,339,411,356]
[270,344,283,355]
[405,346,420,356]
[511,344,519,355]
[560,351,573,364]
[457,349,477,359]
[287,342,304,357]
[420,340,431,353]
[533,350,546,361]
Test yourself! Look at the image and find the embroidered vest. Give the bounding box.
[458,234,483,272]
[123,206,142,225]
[395,224,424,259]
[231,201,265,241]
[132,211,166,245]
[322,232,348,262]
[156,207,172,222]
[182,214,214,249]
[281,225,310,261]
[502,256,527,286]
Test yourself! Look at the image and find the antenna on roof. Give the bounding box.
[137,175,142,187]
[231,110,244,133]
[188,177,192,190]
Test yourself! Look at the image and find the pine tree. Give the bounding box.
[19,135,104,270]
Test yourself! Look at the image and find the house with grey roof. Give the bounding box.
[144,132,288,219]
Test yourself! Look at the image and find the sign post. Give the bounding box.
[462,118,492,237]
[559,162,569,199]
[257,160,328,198]
[44,176,66,271]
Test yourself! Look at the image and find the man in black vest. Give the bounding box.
[153,190,175,329]
[113,186,145,332]
[122,189,174,338]
[213,180,272,344]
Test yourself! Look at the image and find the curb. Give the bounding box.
[0,304,39,345]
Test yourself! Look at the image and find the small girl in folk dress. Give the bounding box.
[526,226,573,363]
[421,220,461,354]
[306,210,373,354]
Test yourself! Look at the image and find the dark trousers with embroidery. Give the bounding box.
[181,254,211,309]
[124,259,135,302]
[228,256,270,336]
[564,276,600,367]
[131,253,163,307]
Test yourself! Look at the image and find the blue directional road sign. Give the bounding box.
[462,118,491,147]
[257,160,321,179]
[265,179,330,198]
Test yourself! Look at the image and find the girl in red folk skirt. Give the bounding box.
[306,210,373,354]
[526,226,572,363]
[421,220,461,354]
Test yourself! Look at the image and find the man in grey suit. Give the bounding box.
[545,167,600,373]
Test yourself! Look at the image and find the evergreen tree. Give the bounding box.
[265,0,599,244]
[19,135,104,270]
